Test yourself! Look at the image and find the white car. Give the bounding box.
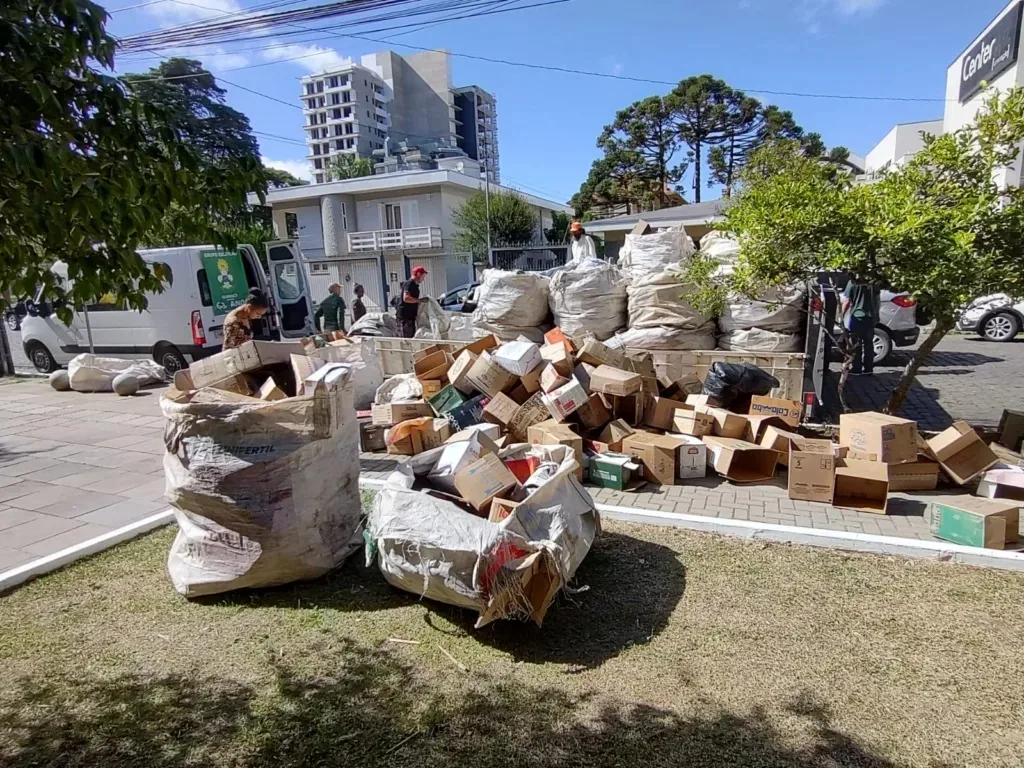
[956,294,1024,342]
[20,241,314,373]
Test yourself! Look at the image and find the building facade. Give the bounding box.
[862,119,944,178]
[300,50,500,185]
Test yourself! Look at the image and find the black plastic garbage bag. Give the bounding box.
[701,362,780,408]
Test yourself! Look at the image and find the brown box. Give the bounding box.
[421,380,443,399]
[360,422,387,452]
[573,362,596,392]
[520,365,543,394]
[466,351,518,398]
[414,350,454,382]
[258,376,288,401]
[924,421,999,486]
[788,439,836,503]
[888,458,941,492]
[506,383,531,405]
[462,335,499,357]
[371,401,433,426]
[576,338,627,370]
[454,453,520,512]
[590,365,642,397]
[742,415,791,444]
[622,431,682,486]
[930,496,1020,549]
[540,342,574,377]
[488,497,520,524]
[542,377,589,422]
[508,392,550,442]
[413,344,445,362]
[704,437,779,484]
[839,412,918,465]
[528,420,583,480]
[575,393,612,431]
[387,418,452,455]
[448,350,478,394]
[602,392,645,426]
[698,406,747,439]
[190,340,306,389]
[749,395,803,428]
[686,394,720,409]
[760,425,801,467]
[540,362,570,394]
[482,392,520,430]
[672,406,715,438]
[597,419,634,452]
[833,459,889,514]
[644,396,689,431]
[998,409,1024,451]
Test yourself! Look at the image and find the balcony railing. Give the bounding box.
[347,226,443,252]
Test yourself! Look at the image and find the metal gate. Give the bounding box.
[488,244,569,272]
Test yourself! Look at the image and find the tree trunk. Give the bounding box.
[0,322,13,377]
[693,141,702,203]
[725,135,736,198]
[883,316,952,415]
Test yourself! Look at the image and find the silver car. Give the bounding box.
[956,294,1024,342]
[875,290,920,362]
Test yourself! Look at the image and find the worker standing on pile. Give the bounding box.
[569,221,597,265]
[399,266,428,338]
[351,283,367,324]
[314,283,346,334]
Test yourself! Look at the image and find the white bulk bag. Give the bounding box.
[606,326,717,351]
[67,354,167,392]
[627,268,716,332]
[374,373,423,405]
[717,328,804,353]
[698,230,741,264]
[617,226,695,277]
[718,283,807,333]
[348,312,398,338]
[471,269,551,342]
[548,257,628,341]
[308,340,382,410]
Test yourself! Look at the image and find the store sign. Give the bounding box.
[201,250,250,314]
[960,2,1023,102]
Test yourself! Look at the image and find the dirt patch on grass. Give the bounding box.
[2,521,1023,767]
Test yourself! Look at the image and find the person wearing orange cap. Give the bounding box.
[399,265,428,338]
[569,220,597,266]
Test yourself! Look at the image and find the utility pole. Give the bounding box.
[483,154,492,265]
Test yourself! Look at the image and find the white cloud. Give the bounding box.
[145,0,243,24]
[261,157,312,182]
[262,43,352,74]
[834,0,885,13]
[798,0,887,31]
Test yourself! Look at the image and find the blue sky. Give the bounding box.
[109,0,1010,204]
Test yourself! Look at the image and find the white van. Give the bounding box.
[20,241,315,373]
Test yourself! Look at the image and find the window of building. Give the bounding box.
[328,76,338,88]
[315,173,323,184]
[364,79,367,86]
[367,110,371,118]
[309,262,330,274]
[322,143,330,154]
[332,108,341,120]
[312,145,320,156]
[382,203,402,230]
[346,138,354,149]
[344,123,353,135]
[316,81,324,93]
[341,92,351,103]
[335,140,344,151]
[333,125,342,137]
[341,201,348,230]
[305,83,314,95]
[330,93,340,106]
[314,159,322,170]
[343,106,352,117]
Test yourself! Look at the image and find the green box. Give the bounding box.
[929,499,1020,550]
[428,384,468,417]
[588,453,640,491]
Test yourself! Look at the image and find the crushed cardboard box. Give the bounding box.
[976,466,1024,502]
[644,396,689,432]
[414,350,454,382]
[483,392,520,430]
[372,401,433,427]
[190,340,306,389]
[258,376,287,402]
[528,420,583,481]
[386,417,452,455]
[540,342,574,377]
[595,419,634,452]
[622,431,684,486]
[577,338,627,370]
[704,437,778,484]
[542,377,588,422]
[448,350,478,394]
[576,393,612,431]
[467,351,518,398]
[540,363,569,394]
[454,452,521,513]
[760,425,800,467]
[698,406,747,439]
[672,406,715,438]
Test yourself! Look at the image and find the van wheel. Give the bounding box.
[26,342,58,374]
[154,344,187,373]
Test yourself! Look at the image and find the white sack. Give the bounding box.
[717,328,804,353]
[348,312,398,338]
[627,268,716,332]
[607,326,717,351]
[162,368,362,597]
[471,269,550,341]
[617,226,695,277]
[719,283,807,333]
[67,354,167,393]
[444,313,489,342]
[309,340,382,410]
[366,443,599,627]
[548,258,628,341]
[698,230,741,264]
[414,296,452,340]
[374,373,423,405]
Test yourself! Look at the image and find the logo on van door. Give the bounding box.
[201,250,250,314]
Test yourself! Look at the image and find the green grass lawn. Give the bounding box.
[2,518,1023,767]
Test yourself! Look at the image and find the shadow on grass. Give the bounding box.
[0,639,933,768]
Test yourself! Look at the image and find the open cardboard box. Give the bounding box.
[929,496,1020,549]
[924,421,999,485]
[833,459,889,514]
[704,437,778,484]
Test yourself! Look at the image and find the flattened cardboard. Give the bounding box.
[644,396,689,432]
[508,392,550,442]
[575,393,612,431]
[929,496,1020,549]
[622,432,680,486]
[672,406,715,438]
[597,419,634,452]
[482,392,520,429]
[788,439,836,503]
[540,342,574,377]
[839,412,917,465]
[190,340,306,389]
[671,433,707,480]
[448,350,478,394]
[698,406,747,439]
[704,437,779,484]
[542,378,589,422]
[466,351,518,398]
[372,401,433,426]
[749,395,803,428]
[494,341,543,376]
[925,421,999,485]
[760,425,801,467]
[590,365,642,397]
[454,453,520,512]
[540,363,570,394]
[833,459,889,514]
[576,338,627,370]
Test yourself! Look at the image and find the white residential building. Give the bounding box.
[862,119,944,178]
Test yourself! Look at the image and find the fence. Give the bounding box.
[488,243,569,272]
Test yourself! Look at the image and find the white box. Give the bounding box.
[493,341,543,376]
[302,363,350,395]
[670,433,708,480]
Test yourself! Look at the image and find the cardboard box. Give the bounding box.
[505,455,542,484]
[462,334,499,357]
[686,394,721,409]
[621,432,681,486]
[788,439,836,503]
[673,373,704,397]
[603,392,645,426]
[466,351,518,398]
[488,497,520,524]
[590,365,642,397]
[742,415,790,444]
[421,380,443,399]
[839,412,918,465]
[360,422,387,452]
[576,338,627,370]
[494,341,543,376]
[414,350,454,382]
[597,419,634,452]
[588,453,642,490]
[258,376,288,402]
[925,421,999,485]
[833,459,889,514]
[540,363,570,394]
[698,406,747,439]
[386,418,452,456]
[704,437,779,484]
[506,383,531,405]
[575,393,611,431]
[427,431,499,492]
[520,365,543,394]
[448,350,478,394]
[998,409,1024,451]
[887,458,941,492]
[540,342,574,377]
[542,377,589,422]
[189,340,306,389]
[672,406,715,438]
[544,328,575,350]
[372,401,433,426]
[749,395,803,428]
[446,423,502,444]
[482,392,520,430]
[428,384,467,416]
[448,395,487,430]
[760,425,801,467]
[672,434,707,480]
[301,363,350,396]
[528,420,583,479]
[454,453,520,513]
[929,497,1020,549]
[976,467,1024,502]
[644,396,689,431]
[290,353,323,390]
[508,392,550,442]
[573,362,596,392]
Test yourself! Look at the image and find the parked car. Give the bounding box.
[438,282,480,313]
[874,290,920,363]
[956,294,1023,342]
[20,241,314,374]
[5,299,29,331]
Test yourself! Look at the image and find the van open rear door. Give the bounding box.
[265,240,314,338]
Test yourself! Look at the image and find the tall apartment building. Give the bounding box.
[300,50,500,184]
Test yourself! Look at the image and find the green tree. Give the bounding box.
[686,89,1024,413]
[571,148,660,218]
[452,190,537,259]
[0,0,265,327]
[266,167,310,188]
[326,153,374,181]
[597,96,685,209]
[668,75,735,204]
[545,211,572,243]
